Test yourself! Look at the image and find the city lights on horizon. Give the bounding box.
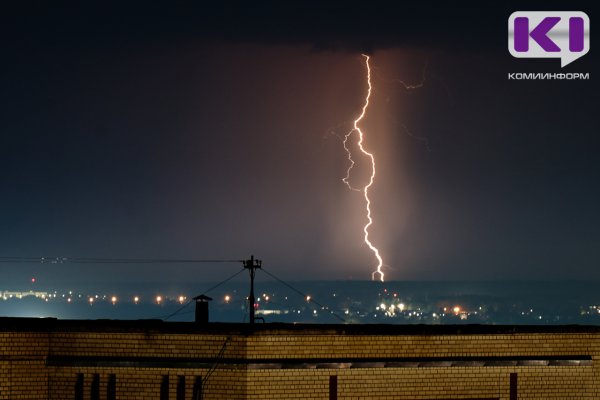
[0,286,590,325]
[1,288,472,321]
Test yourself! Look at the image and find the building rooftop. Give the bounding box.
[1,317,600,335]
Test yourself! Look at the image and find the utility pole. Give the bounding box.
[243,255,261,324]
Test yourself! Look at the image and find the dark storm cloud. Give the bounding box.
[0,2,530,53]
[3,1,595,55]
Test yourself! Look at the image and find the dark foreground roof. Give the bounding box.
[1,317,600,335]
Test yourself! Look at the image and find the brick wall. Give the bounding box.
[0,320,598,399]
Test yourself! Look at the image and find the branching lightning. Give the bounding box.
[341,127,360,192]
[334,56,429,282]
[342,54,385,282]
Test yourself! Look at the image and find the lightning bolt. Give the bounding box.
[341,127,360,192]
[342,54,385,282]
[336,56,429,282]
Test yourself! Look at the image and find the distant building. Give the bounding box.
[0,318,598,399]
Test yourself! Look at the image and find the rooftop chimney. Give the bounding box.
[193,294,212,324]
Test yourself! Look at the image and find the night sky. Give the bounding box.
[1,2,598,285]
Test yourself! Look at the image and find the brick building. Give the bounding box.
[0,318,598,399]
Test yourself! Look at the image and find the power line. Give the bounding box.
[2,254,345,324]
[200,337,231,399]
[0,256,244,264]
[260,267,346,323]
[70,258,244,264]
[197,268,246,296]
[160,267,246,321]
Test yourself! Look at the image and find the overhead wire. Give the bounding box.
[260,267,346,323]
[159,267,246,321]
[1,255,348,323]
[0,256,243,264]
